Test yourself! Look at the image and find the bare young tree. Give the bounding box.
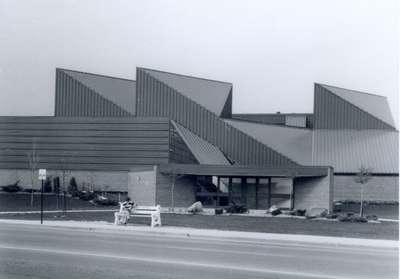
[354,165,373,217]
[27,141,39,207]
[58,152,71,215]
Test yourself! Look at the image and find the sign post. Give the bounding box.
[38,169,46,224]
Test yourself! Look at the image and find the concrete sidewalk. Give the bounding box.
[0,219,397,249]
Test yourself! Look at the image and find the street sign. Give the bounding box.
[38,169,46,180]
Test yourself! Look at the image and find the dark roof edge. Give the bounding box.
[225,118,313,131]
[57,68,136,83]
[137,67,233,86]
[232,113,313,116]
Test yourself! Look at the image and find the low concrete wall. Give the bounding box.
[294,168,333,212]
[128,167,156,206]
[334,175,399,202]
[0,169,129,192]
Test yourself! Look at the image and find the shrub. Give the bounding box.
[226,204,248,214]
[289,209,306,216]
[1,181,22,193]
[93,196,118,206]
[44,178,52,193]
[68,177,78,196]
[53,177,60,194]
[366,215,378,221]
[338,214,368,223]
[77,191,96,201]
[325,213,339,219]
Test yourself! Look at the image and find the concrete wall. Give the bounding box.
[155,171,196,208]
[334,175,399,202]
[0,169,129,192]
[128,167,156,206]
[294,168,333,212]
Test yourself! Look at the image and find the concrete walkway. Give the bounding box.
[0,219,397,249]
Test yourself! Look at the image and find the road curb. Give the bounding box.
[0,219,397,249]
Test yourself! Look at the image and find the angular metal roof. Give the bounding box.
[312,129,398,173]
[224,119,312,165]
[319,84,396,128]
[171,121,230,165]
[141,68,232,116]
[62,69,136,115]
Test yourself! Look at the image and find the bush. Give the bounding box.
[305,208,328,219]
[338,214,368,223]
[325,213,339,219]
[366,215,378,221]
[68,177,78,196]
[226,204,248,214]
[44,178,52,193]
[53,177,60,194]
[92,195,118,206]
[2,185,22,193]
[23,188,38,193]
[288,209,306,216]
[77,191,96,201]
[1,180,22,192]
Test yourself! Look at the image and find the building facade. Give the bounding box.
[0,68,398,211]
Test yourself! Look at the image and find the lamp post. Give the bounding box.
[38,169,46,224]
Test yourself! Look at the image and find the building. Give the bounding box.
[0,68,398,211]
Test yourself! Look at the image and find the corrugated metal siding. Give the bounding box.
[232,114,286,125]
[55,69,134,117]
[314,84,395,130]
[0,116,170,171]
[141,68,232,117]
[169,122,199,164]
[320,84,396,128]
[136,69,298,167]
[312,130,399,173]
[232,113,314,128]
[172,121,230,165]
[225,120,312,165]
[285,115,307,127]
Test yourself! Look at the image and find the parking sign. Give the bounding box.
[38,169,46,180]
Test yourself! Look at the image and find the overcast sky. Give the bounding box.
[0,0,398,125]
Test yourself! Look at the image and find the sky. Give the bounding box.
[0,0,398,125]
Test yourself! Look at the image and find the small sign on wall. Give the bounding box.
[38,169,46,180]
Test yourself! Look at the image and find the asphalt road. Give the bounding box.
[0,223,398,279]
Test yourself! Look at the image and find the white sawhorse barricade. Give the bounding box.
[114,203,162,227]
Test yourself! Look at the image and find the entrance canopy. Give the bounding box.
[158,164,330,178]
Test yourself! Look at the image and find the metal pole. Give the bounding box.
[40,180,44,224]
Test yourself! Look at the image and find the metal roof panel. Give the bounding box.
[320,84,396,128]
[225,119,312,165]
[172,121,230,165]
[313,129,399,173]
[62,69,136,115]
[142,68,232,116]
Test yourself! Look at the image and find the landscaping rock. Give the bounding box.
[267,205,282,216]
[325,213,339,219]
[188,201,203,214]
[305,208,328,219]
[366,215,378,221]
